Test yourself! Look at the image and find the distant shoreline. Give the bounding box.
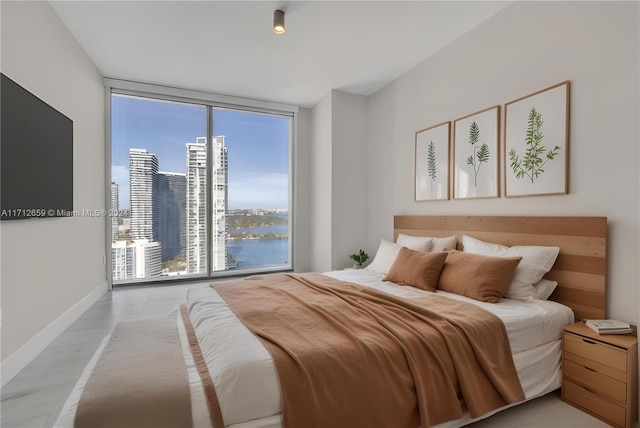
[229,234,288,240]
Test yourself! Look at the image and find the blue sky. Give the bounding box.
[111,94,289,210]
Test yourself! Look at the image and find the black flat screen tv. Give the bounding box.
[1,73,74,220]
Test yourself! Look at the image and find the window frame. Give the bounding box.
[105,79,298,288]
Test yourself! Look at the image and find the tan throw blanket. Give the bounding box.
[74,314,192,428]
[213,273,525,428]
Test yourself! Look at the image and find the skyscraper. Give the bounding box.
[111,241,134,280]
[129,148,159,241]
[137,240,162,278]
[110,182,119,243]
[127,148,162,278]
[186,136,228,273]
[186,138,207,274]
[211,136,228,271]
[158,171,186,262]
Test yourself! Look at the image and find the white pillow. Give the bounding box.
[431,236,458,252]
[461,235,560,301]
[366,239,402,275]
[395,233,457,252]
[396,233,433,252]
[534,278,558,300]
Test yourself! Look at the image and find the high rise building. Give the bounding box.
[125,148,163,280]
[211,136,228,271]
[110,182,119,243]
[111,239,162,280]
[186,138,207,274]
[136,240,162,278]
[186,136,228,273]
[129,148,159,241]
[158,172,186,262]
[111,241,134,280]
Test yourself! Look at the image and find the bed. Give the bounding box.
[55,215,608,428]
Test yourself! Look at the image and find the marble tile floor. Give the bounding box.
[1,281,612,428]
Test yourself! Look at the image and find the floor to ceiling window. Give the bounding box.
[212,108,290,271]
[109,88,293,285]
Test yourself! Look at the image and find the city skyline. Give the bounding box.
[112,137,229,280]
[111,94,290,210]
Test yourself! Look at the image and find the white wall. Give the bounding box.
[310,93,333,272]
[310,91,369,271]
[367,1,639,325]
[294,107,312,272]
[0,1,107,385]
[330,91,368,269]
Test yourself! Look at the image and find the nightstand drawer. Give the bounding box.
[564,359,627,403]
[564,350,627,383]
[564,380,626,427]
[564,332,627,372]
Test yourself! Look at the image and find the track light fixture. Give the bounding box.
[273,9,285,34]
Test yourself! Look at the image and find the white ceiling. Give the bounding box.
[50,1,511,108]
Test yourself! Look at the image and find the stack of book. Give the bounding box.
[584,319,633,335]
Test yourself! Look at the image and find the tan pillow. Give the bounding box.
[383,247,447,291]
[438,250,522,303]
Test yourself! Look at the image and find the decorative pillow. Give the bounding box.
[430,236,458,252]
[366,239,402,275]
[396,233,433,252]
[437,250,522,303]
[383,247,447,291]
[533,278,558,300]
[461,235,560,301]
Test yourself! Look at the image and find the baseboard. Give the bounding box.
[1,281,108,387]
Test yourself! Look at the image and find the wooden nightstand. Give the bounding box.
[562,322,638,428]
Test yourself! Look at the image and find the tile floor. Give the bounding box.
[1,282,612,428]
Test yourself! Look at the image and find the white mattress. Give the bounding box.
[55,270,574,428]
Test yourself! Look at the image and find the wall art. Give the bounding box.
[415,121,450,201]
[504,81,570,197]
[453,106,500,199]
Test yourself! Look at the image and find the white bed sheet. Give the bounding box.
[55,270,573,428]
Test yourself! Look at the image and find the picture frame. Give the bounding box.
[453,106,500,199]
[504,81,570,197]
[414,121,450,201]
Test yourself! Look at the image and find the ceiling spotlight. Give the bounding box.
[273,9,285,34]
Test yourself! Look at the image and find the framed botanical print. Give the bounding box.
[453,106,500,199]
[504,81,570,197]
[415,121,450,201]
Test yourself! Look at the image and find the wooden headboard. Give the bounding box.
[394,216,607,321]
